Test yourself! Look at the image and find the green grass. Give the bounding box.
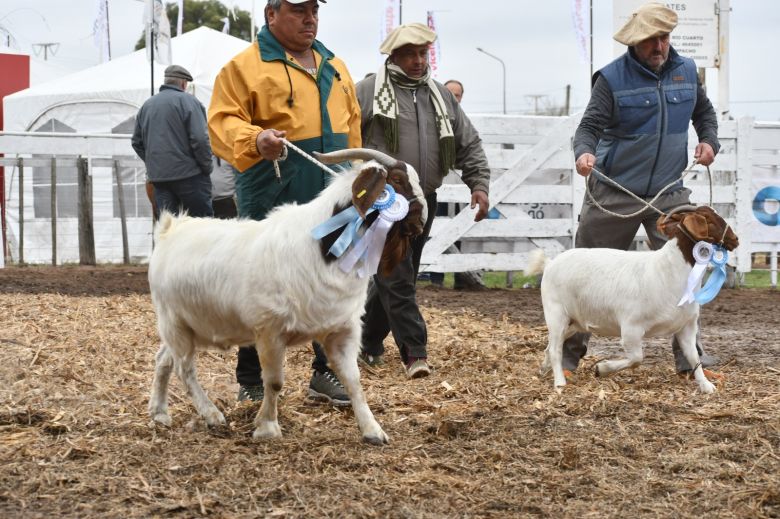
[422,270,777,289]
[740,269,776,288]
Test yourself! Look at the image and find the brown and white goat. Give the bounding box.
[147,149,426,445]
[526,205,739,393]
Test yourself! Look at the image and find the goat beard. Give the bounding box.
[378,227,411,278]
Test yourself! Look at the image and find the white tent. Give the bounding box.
[2,27,250,264]
[3,26,248,133]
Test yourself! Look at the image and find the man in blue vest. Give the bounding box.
[562,3,721,377]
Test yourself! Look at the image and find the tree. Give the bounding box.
[135,0,254,50]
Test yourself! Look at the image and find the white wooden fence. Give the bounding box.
[427,115,779,283]
[1,116,778,282]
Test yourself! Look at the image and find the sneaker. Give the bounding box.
[405,357,431,379]
[358,351,384,367]
[237,384,264,402]
[308,370,351,407]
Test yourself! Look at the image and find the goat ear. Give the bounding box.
[656,214,682,238]
[352,166,387,218]
[680,213,709,241]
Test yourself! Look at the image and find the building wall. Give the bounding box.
[0,52,31,263]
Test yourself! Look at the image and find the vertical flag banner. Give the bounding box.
[93,0,110,63]
[379,0,400,61]
[426,11,440,78]
[571,0,589,63]
[144,0,172,66]
[176,0,184,36]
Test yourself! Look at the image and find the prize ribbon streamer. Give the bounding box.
[678,241,713,306]
[338,192,409,278]
[695,245,729,305]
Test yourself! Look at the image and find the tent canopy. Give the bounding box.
[2,27,250,133]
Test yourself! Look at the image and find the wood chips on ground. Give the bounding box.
[0,266,778,518]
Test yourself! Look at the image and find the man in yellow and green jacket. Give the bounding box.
[207,0,361,405]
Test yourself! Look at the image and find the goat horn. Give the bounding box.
[662,204,699,223]
[313,149,398,168]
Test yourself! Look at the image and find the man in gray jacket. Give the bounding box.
[357,23,491,378]
[563,3,720,377]
[132,64,214,218]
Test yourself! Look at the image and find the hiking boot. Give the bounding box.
[405,357,431,379]
[359,351,385,367]
[308,370,351,407]
[237,384,264,402]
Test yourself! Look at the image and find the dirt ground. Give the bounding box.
[0,266,778,518]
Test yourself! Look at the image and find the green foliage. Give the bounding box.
[135,0,255,51]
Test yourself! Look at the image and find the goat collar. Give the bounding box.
[677,241,729,306]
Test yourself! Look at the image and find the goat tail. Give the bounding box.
[524,248,548,277]
[154,211,176,242]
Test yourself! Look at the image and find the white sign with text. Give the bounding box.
[613,1,719,68]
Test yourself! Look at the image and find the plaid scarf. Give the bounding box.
[371,62,455,174]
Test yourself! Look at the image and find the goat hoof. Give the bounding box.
[593,363,604,377]
[151,413,172,427]
[252,422,282,440]
[204,411,226,428]
[699,381,717,394]
[362,432,390,446]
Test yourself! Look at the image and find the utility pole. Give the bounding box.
[32,42,59,60]
[105,0,112,60]
[525,94,545,115]
[564,84,571,115]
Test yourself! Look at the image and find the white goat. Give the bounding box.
[525,205,739,394]
[147,149,427,445]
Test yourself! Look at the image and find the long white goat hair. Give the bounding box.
[147,150,425,445]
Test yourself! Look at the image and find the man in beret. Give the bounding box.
[356,23,491,379]
[208,0,361,405]
[562,3,721,377]
[132,64,214,218]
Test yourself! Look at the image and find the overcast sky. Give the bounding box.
[1,0,779,120]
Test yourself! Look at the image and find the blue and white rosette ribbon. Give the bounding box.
[338,188,409,278]
[311,186,409,278]
[677,241,729,306]
[694,244,728,304]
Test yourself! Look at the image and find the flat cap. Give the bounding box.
[278,0,327,4]
[613,3,678,46]
[379,23,436,55]
[164,64,193,82]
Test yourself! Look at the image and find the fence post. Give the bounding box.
[50,156,57,266]
[17,157,23,264]
[114,159,130,264]
[735,117,754,276]
[77,156,96,265]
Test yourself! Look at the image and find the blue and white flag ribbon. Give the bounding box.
[678,241,729,306]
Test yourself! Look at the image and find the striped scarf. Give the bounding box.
[371,62,455,174]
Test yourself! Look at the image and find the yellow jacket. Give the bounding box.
[208,26,362,219]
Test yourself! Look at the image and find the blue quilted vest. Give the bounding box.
[595,47,698,197]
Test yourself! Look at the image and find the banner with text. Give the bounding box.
[427,11,441,78]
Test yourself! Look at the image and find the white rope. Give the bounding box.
[584,160,713,219]
[272,138,340,182]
